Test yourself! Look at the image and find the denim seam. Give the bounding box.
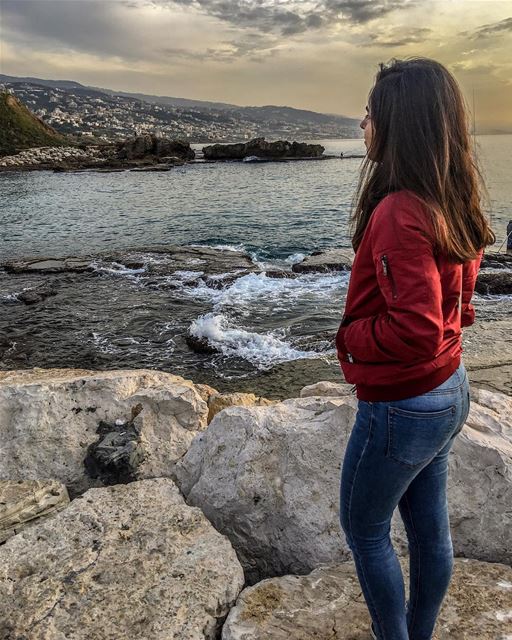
[347,402,386,639]
[403,491,420,636]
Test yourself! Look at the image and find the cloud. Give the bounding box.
[0,0,149,60]
[161,35,281,64]
[147,0,419,36]
[0,0,419,66]
[461,16,512,40]
[361,26,432,47]
[321,0,419,25]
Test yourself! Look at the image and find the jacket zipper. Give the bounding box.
[381,255,398,299]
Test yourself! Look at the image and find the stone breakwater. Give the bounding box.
[0,145,104,169]
[0,367,511,639]
[0,135,334,172]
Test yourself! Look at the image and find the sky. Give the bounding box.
[1,0,511,132]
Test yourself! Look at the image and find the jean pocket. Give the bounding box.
[386,404,457,467]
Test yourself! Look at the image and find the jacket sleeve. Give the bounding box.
[342,198,444,363]
[461,248,483,327]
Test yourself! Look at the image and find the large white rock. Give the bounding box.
[0,368,209,496]
[221,557,512,639]
[174,397,361,583]
[447,386,512,563]
[174,391,512,583]
[0,478,245,640]
[299,380,354,398]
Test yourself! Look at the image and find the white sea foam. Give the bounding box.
[284,252,306,264]
[90,260,146,276]
[91,331,175,356]
[171,270,205,278]
[187,242,246,253]
[184,270,347,310]
[189,312,319,368]
[0,290,24,302]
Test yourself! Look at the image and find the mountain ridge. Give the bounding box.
[1,73,355,121]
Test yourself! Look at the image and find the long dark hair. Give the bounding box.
[350,57,496,261]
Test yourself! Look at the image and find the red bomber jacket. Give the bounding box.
[336,189,484,402]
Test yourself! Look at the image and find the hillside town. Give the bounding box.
[0,78,361,143]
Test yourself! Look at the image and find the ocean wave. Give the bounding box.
[182,270,347,309]
[189,312,319,368]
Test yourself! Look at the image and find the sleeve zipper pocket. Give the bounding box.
[381,255,398,300]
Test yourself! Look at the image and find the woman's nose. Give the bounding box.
[360,118,366,130]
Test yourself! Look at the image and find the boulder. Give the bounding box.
[0,478,244,640]
[445,386,512,563]
[207,392,278,423]
[300,380,354,397]
[480,251,512,270]
[203,137,324,161]
[475,271,512,295]
[16,283,58,304]
[291,248,354,273]
[173,396,363,584]
[0,368,209,497]
[116,134,194,161]
[221,557,512,639]
[174,391,511,583]
[0,479,69,543]
[186,331,222,355]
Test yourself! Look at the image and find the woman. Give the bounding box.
[336,57,495,640]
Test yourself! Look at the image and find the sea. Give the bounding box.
[1,135,511,395]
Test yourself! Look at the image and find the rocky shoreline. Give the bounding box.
[3,244,511,298]
[0,134,335,172]
[2,244,512,399]
[0,368,510,638]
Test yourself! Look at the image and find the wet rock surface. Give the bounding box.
[3,256,96,274]
[292,248,355,273]
[0,478,245,640]
[0,479,69,543]
[186,331,222,355]
[480,250,512,269]
[221,557,512,640]
[16,282,58,304]
[475,270,512,295]
[1,244,260,283]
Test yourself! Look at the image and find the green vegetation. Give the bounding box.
[0,91,68,156]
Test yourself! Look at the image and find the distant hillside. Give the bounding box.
[0,74,362,142]
[0,92,67,156]
[90,86,238,111]
[0,74,84,91]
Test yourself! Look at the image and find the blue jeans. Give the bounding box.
[339,361,470,640]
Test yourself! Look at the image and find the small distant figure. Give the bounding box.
[507,220,512,254]
[340,151,344,158]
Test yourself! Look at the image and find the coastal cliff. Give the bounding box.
[0,91,67,156]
